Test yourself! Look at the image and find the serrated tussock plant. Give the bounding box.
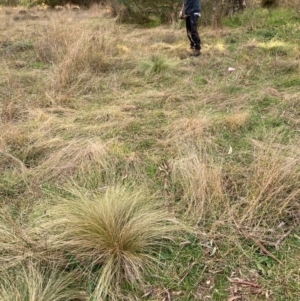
[0,210,38,271]
[0,263,84,301]
[41,186,185,299]
[34,138,112,182]
[237,138,300,227]
[139,55,177,76]
[170,142,225,222]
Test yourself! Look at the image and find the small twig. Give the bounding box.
[233,218,282,265]
[274,228,294,250]
[227,297,242,301]
[228,277,261,288]
[142,290,152,298]
[178,262,197,284]
[261,228,295,250]
[163,288,172,301]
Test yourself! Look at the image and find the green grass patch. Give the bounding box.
[276,77,300,88]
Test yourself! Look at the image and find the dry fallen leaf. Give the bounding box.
[227,297,242,301]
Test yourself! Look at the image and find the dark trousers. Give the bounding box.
[185,14,201,50]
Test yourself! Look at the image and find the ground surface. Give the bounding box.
[0,5,299,301]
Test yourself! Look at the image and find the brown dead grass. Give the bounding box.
[221,111,251,130]
[237,138,300,227]
[34,138,112,182]
[170,142,225,222]
[166,116,212,144]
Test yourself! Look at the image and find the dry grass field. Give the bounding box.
[0,4,299,301]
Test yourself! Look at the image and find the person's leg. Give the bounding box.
[190,14,201,51]
[185,16,195,49]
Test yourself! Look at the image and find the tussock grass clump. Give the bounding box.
[139,55,177,76]
[170,143,225,222]
[0,210,38,270]
[209,41,227,53]
[220,111,251,130]
[0,263,84,301]
[33,22,76,64]
[166,117,212,144]
[35,138,113,182]
[34,18,121,93]
[237,139,300,227]
[50,34,114,92]
[0,100,18,123]
[42,186,185,299]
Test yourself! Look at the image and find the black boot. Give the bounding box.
[191,49,201,57]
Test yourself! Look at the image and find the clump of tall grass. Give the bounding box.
[220,111,251,130]
[34,17,122,94]
[33,21,77,64]
[41,186,185,299]
[1,99,18,123]
[170,142,225,223]
[139,55,177,76]
[34,138,113,183]
[0,209,38,270]
[165,117,212,144]
[0,263,84,301]
[169,130,300,231]
[235,138,300,227]
[49,34,115,92]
